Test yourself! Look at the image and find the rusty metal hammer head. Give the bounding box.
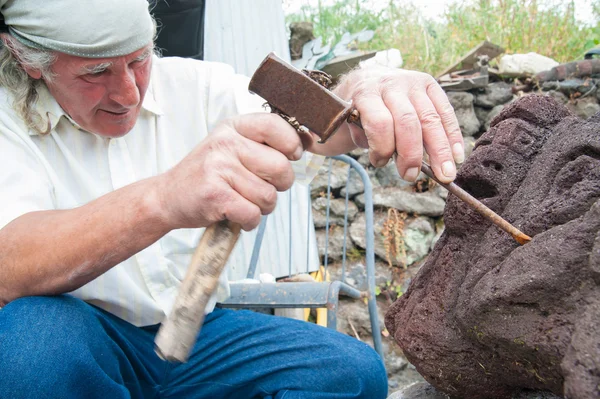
[248,52,357,143]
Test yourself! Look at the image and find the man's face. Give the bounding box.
[42,45,153,138]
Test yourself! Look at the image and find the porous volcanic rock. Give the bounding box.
[385,95,600,399]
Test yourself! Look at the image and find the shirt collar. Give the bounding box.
[29,79,163,136]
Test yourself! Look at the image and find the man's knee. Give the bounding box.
[0,294,100,356]
[0,296,102,394]
[336,338,388,398]
[0,294,97,339]
[297,324,388,398]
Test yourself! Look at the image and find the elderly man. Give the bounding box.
[0,0,464,398]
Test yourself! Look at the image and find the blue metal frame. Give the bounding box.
[222,154,383,360]
[332,155,383,358]
[246,215,268,279]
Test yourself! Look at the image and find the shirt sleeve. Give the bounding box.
[0,126,55,230]
[203,62,325,185]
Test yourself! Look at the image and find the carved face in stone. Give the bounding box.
[385,95,600,399]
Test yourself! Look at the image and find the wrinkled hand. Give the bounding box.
[334,66,464,184]
[158,113,303,231]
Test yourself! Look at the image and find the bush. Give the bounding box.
[285,0,600,76]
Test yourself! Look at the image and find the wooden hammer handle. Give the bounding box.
[154,220,242,362]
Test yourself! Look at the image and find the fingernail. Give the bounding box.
[293,147,304,160]
[452,143,465,164]
[378,158,390,167]
[442,161,456,179]
[372,157,387,168]
[403,167,420,182]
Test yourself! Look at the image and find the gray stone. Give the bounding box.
[336,296,426,395]
[546,90,569,105]
[289,22,314,60]
[387,382,563,399]
[387,382,451,399]
[312,197,359,228]
[315,225,356,261]
[375,162,421,189]
[513,391,563,399]
[474,105,491,127]
[483,104,505,131]
[337,296,386,337]
[430,222,445,251]
[376,162,402,187]
[337,298,424,395]
[383,342,427,392]
[339,168,381,199]
[349,147,368,158]
[350,212,394,266]
[446,91,481,137]
[357,153,371,168]
[474,82,514,109]
[350,213,435,267]
[339,169,364,198]
[463,136,476,161]
[312,196,356,216]
[385,353,409,376]
[566,96,600,119]
[542,78,596,97]
[432,184,448,200]
[403,217,435,266]
[310,160,350,197]
[328,261,392,293]
[355,187,446,217]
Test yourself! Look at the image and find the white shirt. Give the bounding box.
[0,56,323,326]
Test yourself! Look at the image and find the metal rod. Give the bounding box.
[247,215,268,279]
[420,162,532,245]
[333,155,384,360]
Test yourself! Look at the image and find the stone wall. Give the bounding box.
[313,81,600,271]
[310,80,600,392]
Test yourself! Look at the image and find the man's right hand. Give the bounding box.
[157,113,305,231]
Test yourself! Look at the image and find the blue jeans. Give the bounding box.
[0,295,387,398]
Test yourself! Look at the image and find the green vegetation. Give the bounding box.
[376,279,404,301]
[346,246,365,262]
[285,0,600,76]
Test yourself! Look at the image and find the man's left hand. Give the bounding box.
[310,66,465,184]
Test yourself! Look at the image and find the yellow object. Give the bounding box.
[303,266,329,326]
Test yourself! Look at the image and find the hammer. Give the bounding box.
[154,52,532,363]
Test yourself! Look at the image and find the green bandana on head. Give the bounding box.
[0,0,154,58]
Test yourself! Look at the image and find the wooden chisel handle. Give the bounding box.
[154,220,242,362]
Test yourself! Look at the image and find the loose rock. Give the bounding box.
[474,82,514,109]
[355,187,446,217]
[446,91,481,136]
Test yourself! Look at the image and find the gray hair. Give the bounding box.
[0,34,56,134]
